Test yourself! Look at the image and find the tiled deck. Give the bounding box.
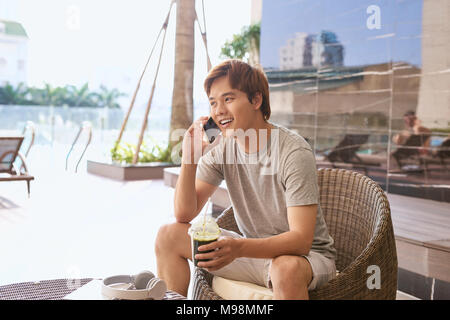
[0,149,421,299]
[0,153,177,288]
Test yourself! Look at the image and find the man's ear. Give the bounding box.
[251,92,263,110]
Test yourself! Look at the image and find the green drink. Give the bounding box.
[188,216,221,267]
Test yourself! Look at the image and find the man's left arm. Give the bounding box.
[196,204,317,271]
[238,204,317,257]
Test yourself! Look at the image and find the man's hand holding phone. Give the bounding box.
[182,116,221,165]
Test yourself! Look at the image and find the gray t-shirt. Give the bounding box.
[196,121,336,260]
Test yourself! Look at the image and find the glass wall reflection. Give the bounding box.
[261,0,450,202]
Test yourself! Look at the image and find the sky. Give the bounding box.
[260,0,423,69]
[1,0,252,109]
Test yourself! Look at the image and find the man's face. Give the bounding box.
[208,76,259,138]
[404,115,416,128]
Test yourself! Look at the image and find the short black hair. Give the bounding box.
[204,59,271,121]
[404,110,415,117]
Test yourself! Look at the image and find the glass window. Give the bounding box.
[261,0,450,203]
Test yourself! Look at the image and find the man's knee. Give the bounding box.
[155,222,190,255]
[270,255,311,287]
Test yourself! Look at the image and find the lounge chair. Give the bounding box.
[18,121,35,174]
[433,137,450,168]
[391,133,431,170]
[419,137,450,172]
[0,136,34,197]
[323,134,377,174]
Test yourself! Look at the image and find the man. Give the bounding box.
[393,111,431,155]
[155,59,336,300]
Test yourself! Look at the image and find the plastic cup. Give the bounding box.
[188,216,221,267]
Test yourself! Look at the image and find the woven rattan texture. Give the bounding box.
[0,279,186,300]
[0,278,94,300]
[192,168,398,300]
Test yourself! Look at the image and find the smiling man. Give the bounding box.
[155,59,336,300]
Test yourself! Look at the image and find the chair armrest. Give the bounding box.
[310,201,397,300]
[192,268,223,300]
[16,151,30,174]
[216,206,241,235]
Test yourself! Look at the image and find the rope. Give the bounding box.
[201,0,207,36]
[115,0,211,164]
[132,0,175,164]
[195,0,212,71]
[115,0,176,152]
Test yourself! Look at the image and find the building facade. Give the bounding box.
[0,19,28,86]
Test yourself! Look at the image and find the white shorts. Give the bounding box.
[207,229,337,291]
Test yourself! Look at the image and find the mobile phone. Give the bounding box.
[203,117,221,144]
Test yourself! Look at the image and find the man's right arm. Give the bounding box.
[174,116,221,223]
[174,163,218,223]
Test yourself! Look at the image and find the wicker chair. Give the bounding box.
[192,168,398,300]
[0,136,34,197]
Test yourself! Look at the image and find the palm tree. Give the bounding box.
[0,82,28,105]
[168,0,196,150]
[0,82,128,107]
[94,85,126,109]
[220,22,260,65]
[43,84,68,106]
[26,86,44,105]
[67,83,97,107]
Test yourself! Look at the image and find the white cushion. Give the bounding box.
[212,276,273,300]
[212,270,341,300]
